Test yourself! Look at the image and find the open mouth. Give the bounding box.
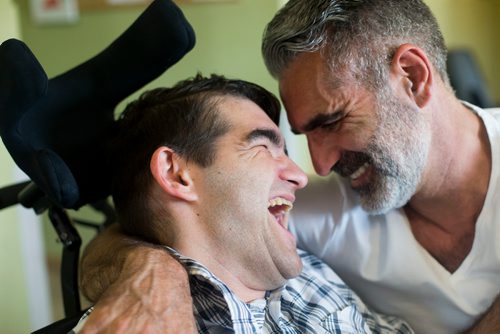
[268,197,293,228]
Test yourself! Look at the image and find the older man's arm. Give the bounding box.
[466,295,500,334]
[466,296,500,334]
[79,224,197,334]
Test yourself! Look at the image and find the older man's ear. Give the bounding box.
[390,43,433,108]
[150,146,198,202]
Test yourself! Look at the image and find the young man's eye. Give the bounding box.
[254,144,274,155]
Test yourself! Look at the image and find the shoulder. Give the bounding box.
[482,107,500,121]
[464,101,500,123]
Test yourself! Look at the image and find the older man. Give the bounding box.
[261,0,500,333]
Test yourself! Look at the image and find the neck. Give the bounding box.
[176,239,266,302]
[168,210,266,303]
[405,93,491,271]
[410,95,491,227]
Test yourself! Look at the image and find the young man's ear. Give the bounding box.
[390,43,433,108]
[150,146,198,202]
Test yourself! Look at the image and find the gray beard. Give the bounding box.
[334,89,430,214]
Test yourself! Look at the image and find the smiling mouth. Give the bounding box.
[268,197,293,228]
[333,151,372,181]
[350,162,370,180]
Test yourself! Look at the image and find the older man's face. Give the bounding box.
[279,52,430,214]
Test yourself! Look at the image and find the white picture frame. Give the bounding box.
[30,0,79,25]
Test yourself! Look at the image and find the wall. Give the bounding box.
[0,2,31,333]
[425,0,499,103]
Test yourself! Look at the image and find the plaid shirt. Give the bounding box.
[73,249,413,334]
[173,248,414,334]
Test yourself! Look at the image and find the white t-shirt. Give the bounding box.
[289,104,500,334]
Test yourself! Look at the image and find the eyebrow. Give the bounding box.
[290,112,343,135]
[246,128,284,148]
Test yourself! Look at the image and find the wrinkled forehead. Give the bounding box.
[278,54,367,133]
[278,51,350,94]
[278,54,328,122]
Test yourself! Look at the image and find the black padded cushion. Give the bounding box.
[447,49,495,108]
[0,0,195,209]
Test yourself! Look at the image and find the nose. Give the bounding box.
[307,134,341,176]
[281,156,308,190]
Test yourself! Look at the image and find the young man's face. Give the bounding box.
[193,96,308,292]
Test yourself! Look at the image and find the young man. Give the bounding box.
[76,74,412,333]
[80,1,500,333]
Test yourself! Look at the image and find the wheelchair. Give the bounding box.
[0,0,195,332]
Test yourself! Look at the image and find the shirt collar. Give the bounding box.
[164,246,282,333]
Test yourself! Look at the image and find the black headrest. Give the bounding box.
[0,0,195,209]
[447,49,495,108]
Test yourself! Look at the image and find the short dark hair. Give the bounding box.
[262,0,449,91]
[110,73,281,241]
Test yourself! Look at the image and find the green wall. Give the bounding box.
[0,2,31,333]
[426,0,499,104]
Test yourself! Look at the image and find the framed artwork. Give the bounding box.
[30,0,79,24]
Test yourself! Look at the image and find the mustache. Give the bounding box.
[333,144,401,180]
[332,151,372,177]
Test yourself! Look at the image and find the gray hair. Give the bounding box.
[262,0,450,91]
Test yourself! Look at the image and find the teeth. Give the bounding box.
[350,162,369,180]
[268,197,293,212]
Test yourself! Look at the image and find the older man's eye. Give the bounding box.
[321,120,340,131]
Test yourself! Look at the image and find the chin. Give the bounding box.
[283,258,303,280]
[265,264,303,290]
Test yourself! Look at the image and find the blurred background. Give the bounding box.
[1,0,499,332]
